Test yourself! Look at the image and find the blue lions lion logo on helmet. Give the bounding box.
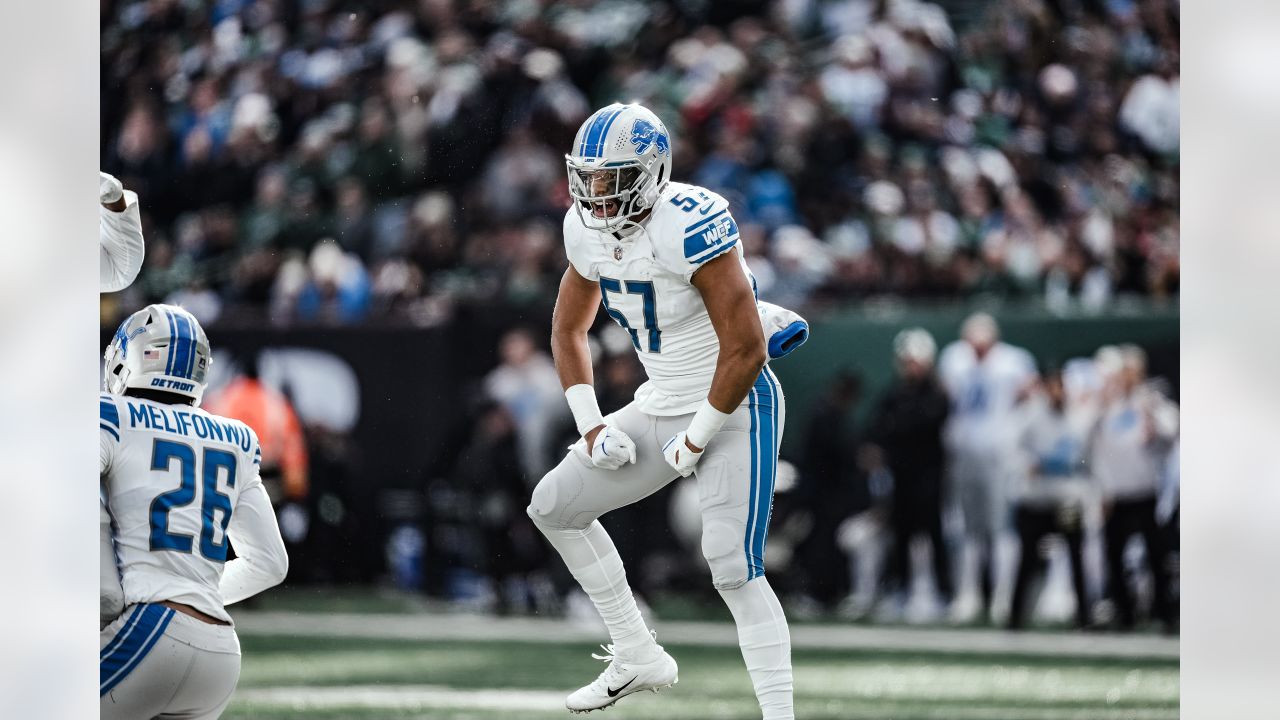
[630,118,669,156]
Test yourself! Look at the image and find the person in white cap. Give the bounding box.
[1089,344,1178,631]
[867,328,954,611]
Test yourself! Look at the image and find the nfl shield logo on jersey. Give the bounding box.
[614,246,624,261]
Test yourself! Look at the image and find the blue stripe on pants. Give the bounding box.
[99,605,144,660]
[744,369,779,580]
[100,604,174,696]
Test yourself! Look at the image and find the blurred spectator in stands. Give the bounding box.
[1119,51,1180,157]
[938,313,1038,622]
[868,328,953,612]
[100,0,1180,325]
[333,176,376,261]
[1008,368,1094,630]
[795,370,866,610]
[484,327,570,480]
[1090,344,1178,631]
[292,240,373,325]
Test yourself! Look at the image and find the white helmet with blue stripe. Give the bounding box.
[103,304,212,406]
[566,102,673,233]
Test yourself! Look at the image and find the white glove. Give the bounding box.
[589,425,637,470]
[662,431,704,477]
[100,171,124,205]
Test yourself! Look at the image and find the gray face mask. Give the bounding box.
[566,161,651,233]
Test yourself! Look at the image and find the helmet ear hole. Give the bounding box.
[657,166,665,185]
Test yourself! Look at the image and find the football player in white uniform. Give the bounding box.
[100,304,288,719]
[938,312,1037,621]
[101,170,147,629]
[527,103,794,718]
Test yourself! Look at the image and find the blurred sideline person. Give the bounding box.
[938,313,1037,621]
[527,104,794,717]
[204,364,309,579]
[101,305,287,719]
[868,328,953,613]
[795,371,864,609]
[101,170,147,628]
[485,327,570,481]
[1091,345,1178,631]
[1008,369,1094,630]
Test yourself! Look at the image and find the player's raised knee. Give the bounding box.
[701,518,749,590]
[526,473,561,527]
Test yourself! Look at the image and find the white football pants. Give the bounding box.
[100,603,241,720]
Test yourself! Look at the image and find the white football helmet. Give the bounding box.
[566,103,673,233]
[103,304,212,406]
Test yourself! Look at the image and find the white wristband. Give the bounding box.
[686,402,732,449]
[565,384,605,437]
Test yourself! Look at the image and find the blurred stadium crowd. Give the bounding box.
[100,0,1179,632]
[101,0,1179,325]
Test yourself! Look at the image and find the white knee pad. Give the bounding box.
[526,474,562,529]
[702,517,749,590]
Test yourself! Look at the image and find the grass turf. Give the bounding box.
[224,635,1178,720]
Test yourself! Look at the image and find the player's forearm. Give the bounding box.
[551,327,594,390]
[553,328,609,447]
[706,340,767,413]
[220,484,289,605]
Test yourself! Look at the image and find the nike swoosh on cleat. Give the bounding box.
[607,676,638,697]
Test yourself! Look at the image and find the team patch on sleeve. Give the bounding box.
[683,211,740,265]
[100,394,121,441]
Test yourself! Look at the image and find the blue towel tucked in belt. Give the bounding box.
[757,301,810,361]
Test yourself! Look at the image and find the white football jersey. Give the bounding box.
[100,392,264,622]
[938,340,1037,453]
[565,181,755,415]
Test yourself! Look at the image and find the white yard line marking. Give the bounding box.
[231,611,1178,660]
[236,684,566,712]
[233,684,1179,720]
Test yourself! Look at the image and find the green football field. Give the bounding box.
[221,591,1178,720]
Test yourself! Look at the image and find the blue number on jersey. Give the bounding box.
[150,440,197,553]
[149,439,238,561]
[600,277,661,353]
[200,449,237,561]
[960,381,988,414]
[669,190,712,214]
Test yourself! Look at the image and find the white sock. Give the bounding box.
[719,577,794,720]
[540,520,661,663]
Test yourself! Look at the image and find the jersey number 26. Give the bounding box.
[149,439,236,562]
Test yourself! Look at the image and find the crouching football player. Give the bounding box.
[100,304,287,718]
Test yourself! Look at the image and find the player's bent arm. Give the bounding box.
[99,185,145,292]
[551,266,609,450]
[219,482,289,606]
[689,250,768,448]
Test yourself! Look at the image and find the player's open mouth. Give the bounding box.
[590,200,621,218]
